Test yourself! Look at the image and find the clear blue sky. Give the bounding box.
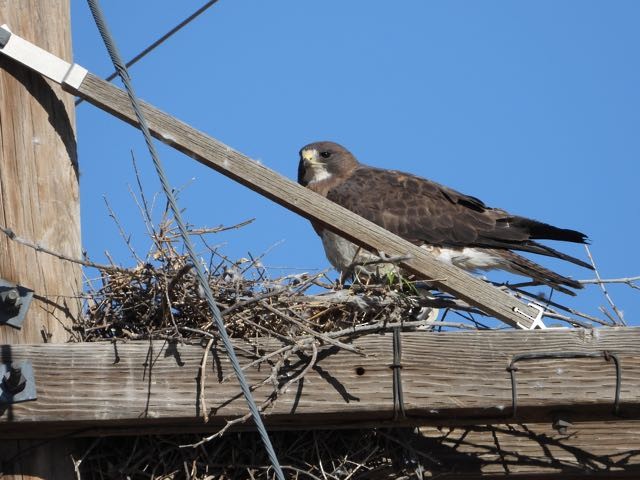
[70,1,639,325]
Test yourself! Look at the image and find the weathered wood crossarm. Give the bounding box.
[1,328,639,438]
[0,26,544,328]
[421,420,640,478]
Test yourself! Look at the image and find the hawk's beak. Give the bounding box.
[301,148,319,165]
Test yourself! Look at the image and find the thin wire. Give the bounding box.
[84,2,285,478]
[76,0,219,106]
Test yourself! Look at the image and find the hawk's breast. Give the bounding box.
[319,229,508,278]
[319,230,400,278]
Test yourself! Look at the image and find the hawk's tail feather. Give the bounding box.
[523,241,594,270]
[499,250,582,296]
[511,217,589,244]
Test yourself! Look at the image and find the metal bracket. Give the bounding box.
[552,414,573,435]
[390,327,405,420]
[0,360,37,404]
[0,279,33,329]
[514,302,549,330]
[0,26,10,48]
[0,24,87,89]
[507,350,621,418]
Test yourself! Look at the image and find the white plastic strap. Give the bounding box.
[0,25,87,90]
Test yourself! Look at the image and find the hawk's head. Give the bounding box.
[298,141,359,187]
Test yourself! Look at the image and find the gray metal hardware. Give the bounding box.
[552,416,573,435]
[0,26,10,48]
[0,361,36,404]
[0,279,33,329]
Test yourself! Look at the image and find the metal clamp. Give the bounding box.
[513,302,561,330]
[0,279,33,329]
[390,327,405,420]
[0,361,37,405]
[507,350,621,418]
[0,26,10,48]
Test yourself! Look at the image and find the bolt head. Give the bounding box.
[553,418,572,435]
[1,288,22,311]
[3,367,26,394]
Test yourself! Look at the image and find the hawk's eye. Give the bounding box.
[320,151,332,159]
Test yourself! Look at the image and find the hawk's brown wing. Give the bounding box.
[326,165,590,267]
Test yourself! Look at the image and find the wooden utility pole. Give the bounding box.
[0,1,80,478]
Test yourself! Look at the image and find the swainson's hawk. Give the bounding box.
[298,141,592,295]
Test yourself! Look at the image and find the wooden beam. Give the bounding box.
[0,1,80,478]
[0,32,541,329]
[1,328,639,438]
[418,420,640,478]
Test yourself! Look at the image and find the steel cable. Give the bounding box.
[77,0,219,106]
[84,2,285,478]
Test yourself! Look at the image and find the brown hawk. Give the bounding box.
[298,141,592,295]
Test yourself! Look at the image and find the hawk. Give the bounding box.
[298,141,592,295]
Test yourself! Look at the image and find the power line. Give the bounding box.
[84,1,286,479]
[76,0,219,106]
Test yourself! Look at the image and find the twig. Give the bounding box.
[584,245,626,325]
[283,341,318,389]
[259,301,361,354]
[165,218,256,239]
[579,275,640,290]
[72,437,101,480]
[343,446,379,480]
[103,195,143,264]
[297,290,479,313]
[240,239,285,275]
[199,338,214,422]
[281,465,323,480]
[223,318,475,383]
[221,286,287,316]
[325,318,478,337]
[507,287,609,327]
[178,327,262,357]
[0,224,130,273]
[129,150,163,261]
[377,429,442,466]
[182,341,320,449]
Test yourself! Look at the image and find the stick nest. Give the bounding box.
[75,219,479,345]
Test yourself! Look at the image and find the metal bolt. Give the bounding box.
[5,289,19,304]
[552,418,572,435]
[2,367,27,394]
[1,288,21,311]
[0,27,10,49]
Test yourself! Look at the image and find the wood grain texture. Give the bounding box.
[0,1,79,478]
[419,421,640,478]
[71,72,540,328]
[1,328,639,438]
[0,2,81,344]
